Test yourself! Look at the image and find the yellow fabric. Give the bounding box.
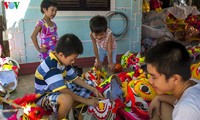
[35,70,44,80]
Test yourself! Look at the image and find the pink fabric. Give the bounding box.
[95,29,117,50]
[35,19,59,60]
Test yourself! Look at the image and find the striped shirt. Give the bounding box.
[34,52,78,95]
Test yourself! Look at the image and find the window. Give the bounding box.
[55,0,110,11]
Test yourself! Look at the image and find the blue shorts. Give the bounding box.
[36,79,95,113]
[98,47,117,63]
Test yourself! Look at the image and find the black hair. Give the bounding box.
[55,33,83,57]
[145,40,191,81]
[40,0,57,14]
[89,15,107,34]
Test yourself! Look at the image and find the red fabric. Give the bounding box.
[11,94,51,120]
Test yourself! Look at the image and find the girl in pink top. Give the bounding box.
[31,0,58,61]
[90,15,117,71]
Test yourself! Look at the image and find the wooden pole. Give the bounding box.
[0,97,23,109]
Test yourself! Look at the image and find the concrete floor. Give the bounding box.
[9,74,35,99]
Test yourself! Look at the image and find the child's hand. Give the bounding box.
[92,87,103,98]
[94,61,102,70]
[148,96,161,119]
[108,63,115,72]
[85,98,98,106]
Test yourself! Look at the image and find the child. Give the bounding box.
[31,0,59,61]
[145,40,200,120]
[89,15,117,71]
[34,33,103,120]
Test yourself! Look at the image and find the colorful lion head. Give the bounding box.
[191,62,200,80]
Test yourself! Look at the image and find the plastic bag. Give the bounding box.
[167,4,200,19]
[142,10,173,39]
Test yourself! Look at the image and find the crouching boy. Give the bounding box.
[34,33,103,120]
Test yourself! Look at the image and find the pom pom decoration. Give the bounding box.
[117,72,133,82]
[166,13,200,42]
[88,99,112,120]
[82,67,107,86]
[185,25,200,40]
[114,63,122,73]
[1,94,51,120]
[121,51,145,71]
[142,0,150,13]
[150,0,162,12]
[187,46,200,61]
[191,62,200,80]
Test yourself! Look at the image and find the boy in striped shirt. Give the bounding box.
[34,33,103,120]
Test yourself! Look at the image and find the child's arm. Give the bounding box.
[73,77,103,98]
[90,33,102,69]
[31,26,46,53]
[148,94,176,118]
[107,34,115,71]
